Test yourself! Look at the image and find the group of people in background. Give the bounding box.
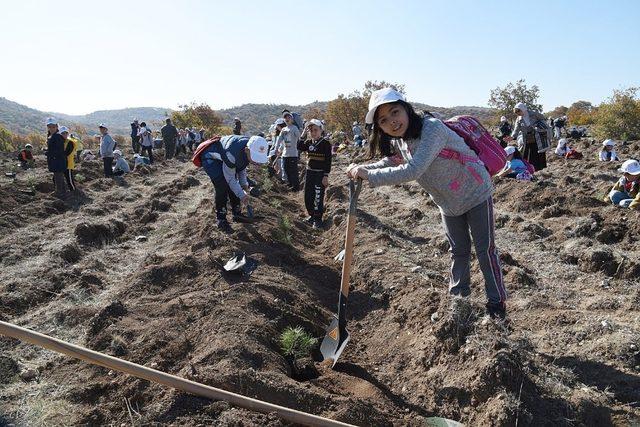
[494,104,639,210]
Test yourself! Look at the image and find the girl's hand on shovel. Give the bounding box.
[347,166,369,181]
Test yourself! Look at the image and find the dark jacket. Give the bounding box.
[131,122,139,138]
[233,121,242,135]
[161,123,178,142]
[499,121,512,137]
[46,133,67,172]
[298,137,332,176]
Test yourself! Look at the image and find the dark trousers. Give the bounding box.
[132,136,141,153]
[141,146,154,164]
[64,169,76,191]
[283,156,300,191]
[52,172,67,197]
[164,140,176,159]
[103,157,113,177]
[176,145,187,155]
[304,170,326,219]
[212,177,240,221]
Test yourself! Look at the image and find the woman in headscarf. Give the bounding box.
[510,102,548,171]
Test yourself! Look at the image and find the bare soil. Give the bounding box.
[0,139,639,426]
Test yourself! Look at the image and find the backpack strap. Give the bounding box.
[438,148,484,184]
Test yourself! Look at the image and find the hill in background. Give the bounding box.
[0,96,496,137]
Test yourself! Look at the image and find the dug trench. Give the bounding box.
[0,141,639,426]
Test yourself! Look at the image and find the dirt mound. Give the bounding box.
[75,219,126,246]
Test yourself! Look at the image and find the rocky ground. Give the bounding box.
[0,138,639,426]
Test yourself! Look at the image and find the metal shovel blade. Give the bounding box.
[320,315,350,368]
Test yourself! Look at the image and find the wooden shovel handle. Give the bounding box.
[339,179,362,297]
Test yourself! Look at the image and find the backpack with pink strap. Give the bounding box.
[440,116,507,176]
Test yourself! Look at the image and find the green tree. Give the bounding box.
[593,87,640,140]
[547,105,568,117]
[566,100,596,126]
[0,125,14,151]
[171,102,226,136]
[488,79,542,121]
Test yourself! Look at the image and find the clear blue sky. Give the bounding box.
[1,0,638,115]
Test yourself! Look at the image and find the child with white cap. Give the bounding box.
[197,135,269,232]
[606,159,640,209]
[347,88,507,319]
[112,150,131,176]
[497,145,531,180]
[599,140,619,162]
[298,119,332,228]
[59,126,78,191]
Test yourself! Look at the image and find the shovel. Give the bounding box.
[320,178,362,368]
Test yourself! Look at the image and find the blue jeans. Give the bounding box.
[609,190,633,207]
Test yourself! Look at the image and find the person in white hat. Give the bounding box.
[196,135,268,232]
[45,118,68,198]
[599,139,619,162]
[497,145,530,179]
[59,126,78,191]
[18,143,35,170]
[510,102,548,171]
[274,112,302,191]
[298,119,332,228]
[346,87,507,319]
[137,122,154,163]
[112,149,131,176]
[606,159,640,209]
[269,117,287,182]
[554,138,571,156]
[98,124,116,177]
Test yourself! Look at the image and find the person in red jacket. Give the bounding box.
[18,144,35,170]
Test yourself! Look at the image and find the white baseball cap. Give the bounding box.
[46,117,58,126]
[308,119,323,129]
[602,139,615,147]
[113,149,122,156]
[59,126,69,134]
[558,138,568,146]
[619,159,640,175]
[500,116,507,122]
[275,118,286,126]
[365,88,406,125]
[247,136,269,164]
[504,146,517,156]
[99,123,108,129]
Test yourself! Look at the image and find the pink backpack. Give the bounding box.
[440,116,507,176]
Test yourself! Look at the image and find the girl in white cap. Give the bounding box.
[112,150,131,176]
[599,140,619,162]
[554,138,571,156]
[605,159,640,209]
[347,88,507,319]
[497,145,531,180]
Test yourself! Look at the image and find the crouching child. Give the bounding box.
[196,135,269,232]
[112,150,131,176]
[298,119,332,228]
[606,159,640,209]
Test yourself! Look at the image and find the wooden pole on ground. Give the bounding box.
[0,320,355,427]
